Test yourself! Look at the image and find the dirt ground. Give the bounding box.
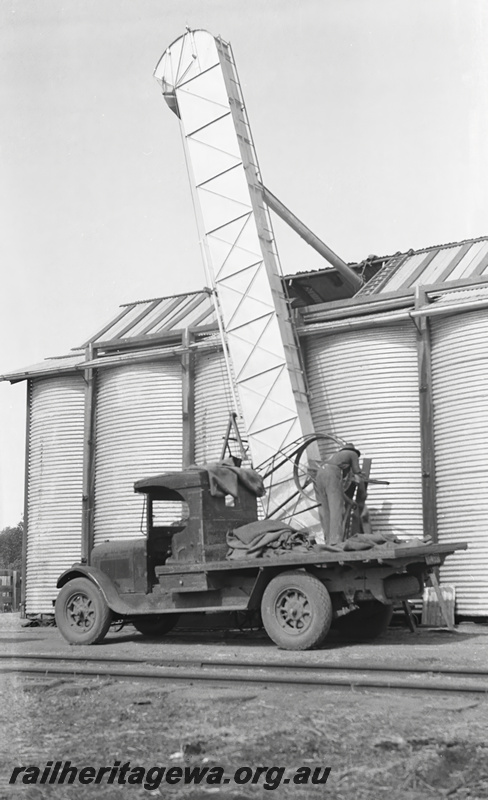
[1,613,488,799]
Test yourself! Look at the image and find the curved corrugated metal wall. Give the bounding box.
[93,361,182,544]
[26,375,85,614]
[304,324,423,539]
[194,350,234,464]
[431,309,488,615]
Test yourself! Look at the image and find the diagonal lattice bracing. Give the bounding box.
[155,30,320,527]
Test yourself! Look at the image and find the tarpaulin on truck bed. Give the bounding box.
[226,520,313,560]
[316,532,427,552]
[226,525,429,560]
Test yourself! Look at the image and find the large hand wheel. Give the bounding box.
[261,570,333,650]
[292,433,346,504]
[55,577,112,645]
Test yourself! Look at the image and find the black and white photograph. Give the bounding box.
[1,1,488,797]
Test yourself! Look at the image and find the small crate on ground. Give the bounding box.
[421,584,456,628]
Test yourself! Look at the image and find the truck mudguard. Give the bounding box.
[56,564,126,613]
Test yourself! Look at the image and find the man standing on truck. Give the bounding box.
[315,443,365,545]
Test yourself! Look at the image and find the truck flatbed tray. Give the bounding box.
[156,541,467,575]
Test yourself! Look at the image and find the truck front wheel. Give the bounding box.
[55,578,112,645]
[261,571,332,651]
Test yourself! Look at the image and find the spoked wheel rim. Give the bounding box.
[65,591,96,633]
[274,587,313,635]
[292,433,346,503]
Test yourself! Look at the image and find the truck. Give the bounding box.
[55,466,466,650]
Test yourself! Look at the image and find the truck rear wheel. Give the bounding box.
[261,571,332,651]
[132,614,180,637]
[55,578,112,645]
[334,600,393,640]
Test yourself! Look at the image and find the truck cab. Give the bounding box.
[87,469,259,595]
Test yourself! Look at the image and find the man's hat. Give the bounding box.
[341,442,361,457]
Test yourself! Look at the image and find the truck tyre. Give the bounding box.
[55,578,112,645]
[132,614,180,637]
[261,571,332,651]
[334,600,393,640]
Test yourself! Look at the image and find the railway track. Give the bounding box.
[1,653,488,695]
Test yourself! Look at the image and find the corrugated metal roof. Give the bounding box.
[1,292,220,383]
[284,261,380,306]
[432,284,488,307]
[1,354,85,383]
[80,290,217,347]
[358,236,488,295]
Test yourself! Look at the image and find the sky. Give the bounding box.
[1,0,488,528]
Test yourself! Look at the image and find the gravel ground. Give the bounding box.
[1,613,488,799]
